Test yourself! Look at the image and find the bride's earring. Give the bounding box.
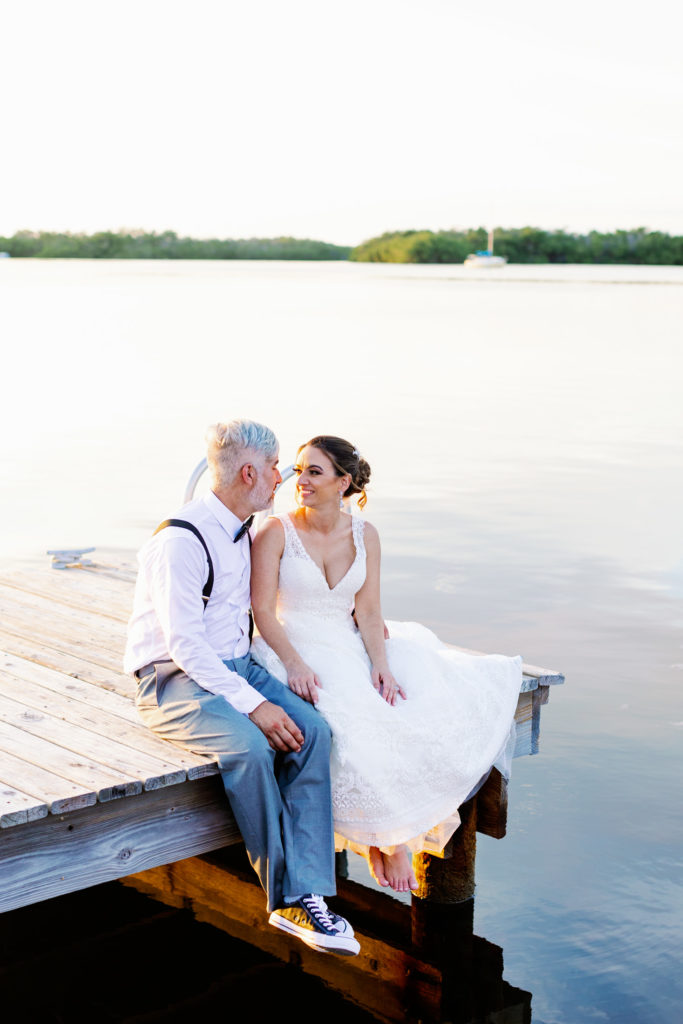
[339,490,344,510]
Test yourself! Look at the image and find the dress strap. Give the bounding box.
[351,514,366,557]
[274,512,300,558]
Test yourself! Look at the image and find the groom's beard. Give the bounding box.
[252,475,277,513]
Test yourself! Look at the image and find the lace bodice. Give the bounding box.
[274,512,367,627]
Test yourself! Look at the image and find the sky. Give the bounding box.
[3,0,682,246]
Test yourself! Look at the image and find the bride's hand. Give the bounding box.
[286,661,322,705]
[371,666,406,706]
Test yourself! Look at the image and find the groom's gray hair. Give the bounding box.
[206,419,278,487]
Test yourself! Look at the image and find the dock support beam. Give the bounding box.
[413,797,478,907]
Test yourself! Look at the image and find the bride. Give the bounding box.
[250,435,522,892]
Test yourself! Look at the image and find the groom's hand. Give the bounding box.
[248,701,304,752]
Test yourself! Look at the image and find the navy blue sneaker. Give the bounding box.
[326,907,355,938]
[269,894,360,956]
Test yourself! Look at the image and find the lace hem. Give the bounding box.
[333,786,465,854]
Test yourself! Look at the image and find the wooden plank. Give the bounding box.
[0,582,128,644]
[0,692,186,793]
[0,779,49,828]
[79,560,138,583]
[531,685,549,755]
[123,853,443,1024]
[534,683,550,706]
[0,667,200,780]
[1,650,147,723]
[0,717,141,803]
[0,652,218,780]
[517,660,564,683]
[0,745,97,815]
[17,558,137,586]
[0,605,126,675]
[0,627,137,698]
[0,602,127,668]
[0,776,241,913]
[0,571,133,623]
[513,691,534,758]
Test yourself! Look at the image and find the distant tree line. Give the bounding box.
[0,230,351,261]
[349,227,683,264]
[3,226,682,264]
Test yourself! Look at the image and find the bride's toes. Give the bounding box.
[382,847,418,892]
[368,846,389,887]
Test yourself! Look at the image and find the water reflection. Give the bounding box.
[0,875,533,1023]
[410,898,532,1024]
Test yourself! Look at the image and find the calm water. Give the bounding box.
[1,260,682,1022]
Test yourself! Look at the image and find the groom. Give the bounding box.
[124,419,359,956]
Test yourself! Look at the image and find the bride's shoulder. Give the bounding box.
[352,515,379,547]
[252,515,286,552]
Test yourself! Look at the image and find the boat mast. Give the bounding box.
[488,228,494,255]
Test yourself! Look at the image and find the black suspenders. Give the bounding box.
[153,519,214,606]
[153,518,254,639]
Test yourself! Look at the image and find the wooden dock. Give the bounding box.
[0,554,563,1022]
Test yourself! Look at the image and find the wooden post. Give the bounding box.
[335,849,349,879]
[413,797,478,907]
[476,768,508,840]
[411,800,478,1021]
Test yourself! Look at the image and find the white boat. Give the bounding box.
[464,229,507,268]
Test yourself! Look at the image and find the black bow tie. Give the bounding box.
[233,515,254,542]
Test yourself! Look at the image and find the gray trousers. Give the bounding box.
[135,655,336,911]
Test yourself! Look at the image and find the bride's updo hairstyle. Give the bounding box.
[300,435,371,509]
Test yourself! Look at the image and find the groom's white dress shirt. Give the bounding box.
[124,491,265,715]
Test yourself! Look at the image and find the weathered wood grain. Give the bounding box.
[0,671,190,779]
[0,716,141,803]
[0,582,128,644]
[0,569,133,623]
[0,691,186,792]
[0,652,217,777]
[513,690,534,758]
[0,602,126,674]
[0,776,241,913]
[0,579,128,675]
[0,650,136,716]
[0,743,97,815]
[0,626,137,698]
[0,778,49,828]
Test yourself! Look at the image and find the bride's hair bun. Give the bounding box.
[354,456,371,494]
[299,435,371,509]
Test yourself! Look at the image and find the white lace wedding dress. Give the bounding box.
[251,512,523,854]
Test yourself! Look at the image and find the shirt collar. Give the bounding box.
[203,490,246,538]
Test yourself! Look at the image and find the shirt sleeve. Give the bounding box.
[146,533,266,715]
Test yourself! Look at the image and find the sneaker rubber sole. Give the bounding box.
[268,910,361,956]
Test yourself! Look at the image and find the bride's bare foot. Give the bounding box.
[368,846,389,887]
[381,847,418,893]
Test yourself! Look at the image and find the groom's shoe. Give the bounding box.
[269,895,360,956]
